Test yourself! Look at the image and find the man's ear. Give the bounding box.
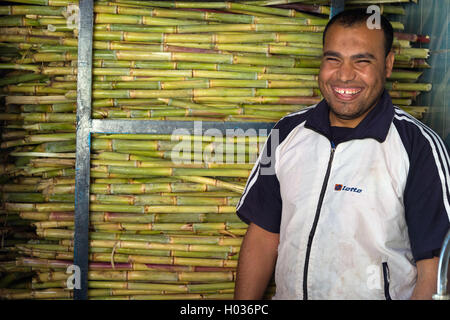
[385,51,395,78]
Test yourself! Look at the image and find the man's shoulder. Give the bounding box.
[392,106,449,157]
[277,104,316,125]
[271,104,317,139]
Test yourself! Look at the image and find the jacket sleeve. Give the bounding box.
[236,131,282,234]
[401,122,450,261]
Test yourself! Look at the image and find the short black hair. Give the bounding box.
[322,8,394,57]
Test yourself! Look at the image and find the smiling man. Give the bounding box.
[234,9,450,300]
[319,19,394,128]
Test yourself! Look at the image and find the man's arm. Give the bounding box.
[234,223,279,300]
[410,257,439,300]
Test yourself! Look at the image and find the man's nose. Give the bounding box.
[337,61,356,82]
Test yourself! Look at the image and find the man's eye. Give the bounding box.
[356,60,370,64]
[325,57,339,62]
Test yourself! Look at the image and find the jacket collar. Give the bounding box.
[304,90,395,144]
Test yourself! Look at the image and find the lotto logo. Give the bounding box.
[334,184,363,193]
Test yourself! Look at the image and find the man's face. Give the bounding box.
[318,22,395,127]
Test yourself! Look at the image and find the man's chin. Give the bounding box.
[328,102,361,119]
[330,111,361,121]
[328,102,368,122]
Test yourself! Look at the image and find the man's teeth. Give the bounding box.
[334,88,361,95]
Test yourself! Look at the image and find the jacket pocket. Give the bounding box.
[382,262,392,300]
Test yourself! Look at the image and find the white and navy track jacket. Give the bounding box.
[236,91,450,300]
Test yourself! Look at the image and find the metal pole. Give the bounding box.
[330,0,345,18]
[433,229,450,300]
[74,0,93,301]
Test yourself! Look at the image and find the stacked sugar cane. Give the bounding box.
[0,0,431,121]
[0,0,432,300]
[0,130,270,299]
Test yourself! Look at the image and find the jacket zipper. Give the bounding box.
[382,262,392,300]
[303,141,336,300]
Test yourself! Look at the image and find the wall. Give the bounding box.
[400,0,450,143]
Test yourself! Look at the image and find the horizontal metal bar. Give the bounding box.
[91,119,275,135]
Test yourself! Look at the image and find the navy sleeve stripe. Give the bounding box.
[394,110,450,198]
[394,108,450,165]
[394,109,450,195]
[236,161,260,211]
[394,109,450,221]
[394,113,450,218]
[394,109,450,184]
[235,128,272,212]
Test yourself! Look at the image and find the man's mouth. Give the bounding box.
[332,86,363,100]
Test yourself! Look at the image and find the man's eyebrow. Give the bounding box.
[322,51,377,60]
[323,51,341,58]
[351,53,377,60]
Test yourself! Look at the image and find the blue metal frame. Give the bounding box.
[330,0,345,18]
